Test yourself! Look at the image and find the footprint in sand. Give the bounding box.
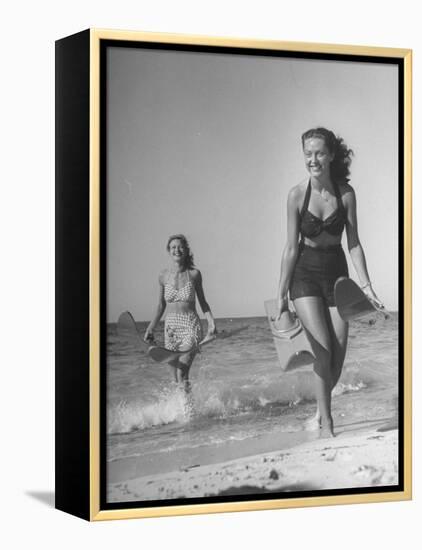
[352,465,384,484]
[323,451,337,462]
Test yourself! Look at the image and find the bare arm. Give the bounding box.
[276,187,301,318]
[344,187,383,306]
[193,269,216,335]
[144,272,166,341]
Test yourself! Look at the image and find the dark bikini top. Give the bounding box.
[300,180,347,239]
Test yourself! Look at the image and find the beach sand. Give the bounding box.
[108,424,398,502]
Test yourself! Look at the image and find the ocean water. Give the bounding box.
[106,314,398,482]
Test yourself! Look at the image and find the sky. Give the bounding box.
[106,46,398,321]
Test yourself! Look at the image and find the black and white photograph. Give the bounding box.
[103,40,404,507]
[5,0,422,545]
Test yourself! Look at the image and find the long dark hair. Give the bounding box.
[166,234,195,269]
[301,127,353,184]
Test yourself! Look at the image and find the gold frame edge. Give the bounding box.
[403,50,412,500]
[91,490,410,522]
[92,28,410,58]
[88,28,412,521]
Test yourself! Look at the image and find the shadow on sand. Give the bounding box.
[209,482,317,497]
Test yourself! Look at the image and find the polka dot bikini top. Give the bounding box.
[164,271,196,303]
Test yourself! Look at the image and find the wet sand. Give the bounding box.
[108,421,398,503]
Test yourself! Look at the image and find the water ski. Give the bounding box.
[117,311,149,353]
[146,344,194,363]
[264,300,315,372]
[148,331,229,362]
[334,277,388,322]
[117,311,193,363]
[117,311,242,365]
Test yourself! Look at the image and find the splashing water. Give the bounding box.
[106,315,398,465]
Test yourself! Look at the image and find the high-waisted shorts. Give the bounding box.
[165,311,203,352]
[289,244,348,307]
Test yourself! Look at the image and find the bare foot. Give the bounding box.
[304,414,321,432]
[320,418,335,438]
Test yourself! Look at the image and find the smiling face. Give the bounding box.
[303,137,334,179]
[168,238,187,264]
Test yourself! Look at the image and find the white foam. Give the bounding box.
[108,387,191,434]
[107,365,369,435]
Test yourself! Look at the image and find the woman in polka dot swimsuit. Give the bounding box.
[144,234,216,391]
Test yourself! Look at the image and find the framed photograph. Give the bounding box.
[55,29,412,521]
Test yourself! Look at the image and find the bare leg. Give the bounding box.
[326,306,349,390]
[294,297,334,438]
[168,349,197,392]
[309,307,348,423]
[177,349,196,393]
[168,360,180,383]
[178,349,198,416]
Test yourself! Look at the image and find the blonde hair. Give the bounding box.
[166,234,195,269]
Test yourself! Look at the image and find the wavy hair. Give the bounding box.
[301,127,354,184]
[166,234,195,269]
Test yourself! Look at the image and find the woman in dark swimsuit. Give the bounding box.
[144,234,216,392]
[277,127,383,437]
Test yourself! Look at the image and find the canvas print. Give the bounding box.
[104,45,400,505]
